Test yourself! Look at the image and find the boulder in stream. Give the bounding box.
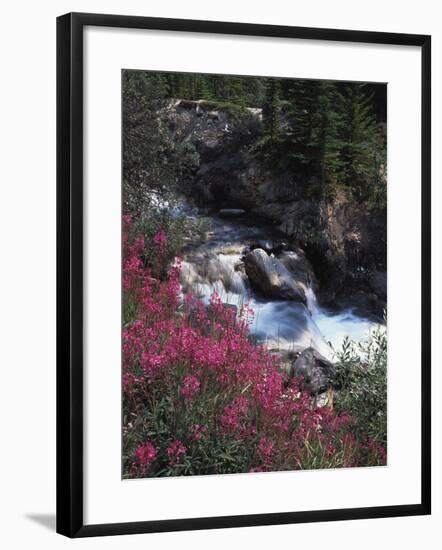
[290,347,337,395]
[243,248,306,302]
[218,208,246,218]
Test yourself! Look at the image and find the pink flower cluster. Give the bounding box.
[188,424,206,442]
[181,375,201,400]
[134,441,157,472]
[257,437,275,465]
[167,440,187,465]
[220,396,249,435]
[153,228,167,254]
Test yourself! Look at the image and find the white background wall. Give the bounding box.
[0,1,440,548]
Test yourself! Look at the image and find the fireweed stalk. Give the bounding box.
[122,214,386,478]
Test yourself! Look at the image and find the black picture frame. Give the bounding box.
[56,12,431,538]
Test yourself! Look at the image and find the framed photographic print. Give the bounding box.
[56,12,431,537]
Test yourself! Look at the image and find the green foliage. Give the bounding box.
[123,390,257,477]
[255,79,386,205]
[337,85,385,203]
[122,70,199,216]
[163,72,266,107]
[334,322,387,445]
[137,209,208,274]
[261,78,282,157]
[122,71,169,212]
[280,80,343,197]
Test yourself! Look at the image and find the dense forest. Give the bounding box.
[123,70,386,210]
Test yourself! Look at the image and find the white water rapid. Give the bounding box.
[179,204,380,360]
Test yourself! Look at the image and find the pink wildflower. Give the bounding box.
[153,229,167,252]
[220,396,249,434]
[188,424,206,441]
[180,375,201,400]
[257,437,275,464]
[167,440,187,465]
[134,441,157,472]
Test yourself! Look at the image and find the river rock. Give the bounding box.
[250,239,273,253]
[218,208,246,218]
[243,248,306,302]
[249,239,289,255]
[290,347,337,394]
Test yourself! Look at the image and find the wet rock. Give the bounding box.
[271,240,290,254]
[234,260,245,272]
[177,99,199,110]
[369,271,387,300]
[250,239,273,253]
[243,248,306,302]
[278,250,316,288]
[218,208,246,218]
[250,239,289,255]
[290,347,337,395]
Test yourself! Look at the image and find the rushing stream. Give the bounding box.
[178,202,379,361]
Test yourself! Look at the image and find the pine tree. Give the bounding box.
[281,79,320,170]
[261,78,281,156]
[337,84,378,201]
[313,82,343,197]
[277,80,342,197]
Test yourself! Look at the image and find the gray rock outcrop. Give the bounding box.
[290,347,337,394]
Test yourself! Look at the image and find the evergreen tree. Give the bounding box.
[261,78,281,157]
[277,80,342,197]
[337,84,378,201]
[313,82,343,197]
[243,77,266,107]
[280,79,320,170]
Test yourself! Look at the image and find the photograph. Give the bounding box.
[122,70,388,478]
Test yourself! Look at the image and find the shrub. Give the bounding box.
[334,324,387,446]
[122,215,386,477]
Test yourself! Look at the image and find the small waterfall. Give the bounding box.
[180,252,248,309]
[303,284,379,355]
[179,202,380,359]
[305,285,320,317]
